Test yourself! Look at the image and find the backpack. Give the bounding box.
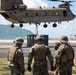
[8,47,18,63]
[65,44,74,61]
[60,44,74,64]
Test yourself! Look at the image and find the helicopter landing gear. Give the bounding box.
[43,23,48,28]
[52,23,57,27]
[11,23,23,28]
[20,23,23,27]
[11,23,14,28]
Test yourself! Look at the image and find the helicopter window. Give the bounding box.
[14,11,16,14]
[1,13,10,19]
[55,12,58,15]
[63,10,67,17]
[53,6,55,8]
[10,12,12,14]
[25,13,28,16]
[36,13,38,16]
[45,12,48,16]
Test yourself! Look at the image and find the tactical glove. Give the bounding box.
[51,65,54,71]
[27,65,31,72]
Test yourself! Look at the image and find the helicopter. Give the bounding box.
[70,34,76,39]
[0,0,75,28]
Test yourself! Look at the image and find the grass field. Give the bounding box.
[0,57,76,75]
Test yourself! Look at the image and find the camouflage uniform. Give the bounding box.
[56,36,74,75]
[27,35,53,75]
[7,37,25,75]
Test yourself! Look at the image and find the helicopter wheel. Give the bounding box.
[38,23,40,25]
[52,23,57,27]
[20,23,23,27]
[43,24,48,28]
[48,22,50,24]
[29,23,31,25]
[11,24,14,28]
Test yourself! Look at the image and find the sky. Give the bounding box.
[0,0,76,38]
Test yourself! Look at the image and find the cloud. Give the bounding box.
[23,0,48,8]
[0,15,11,24]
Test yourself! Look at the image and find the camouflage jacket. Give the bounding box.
[8,47,25,73]
[28,43,53,66]
[56,43,74,65]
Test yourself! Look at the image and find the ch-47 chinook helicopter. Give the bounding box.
[0,0,75,28]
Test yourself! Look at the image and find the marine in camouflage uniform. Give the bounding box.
[56,35,74,75]
[7,37,25,75]
[27,35,54,75]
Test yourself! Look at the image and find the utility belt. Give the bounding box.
[34,61,47,66]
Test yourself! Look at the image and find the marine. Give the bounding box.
[27,35,54,75]
[7,37,25,75]
[55,35,74,75]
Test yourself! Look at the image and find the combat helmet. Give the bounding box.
[60,35,68,43]
[53,42,61,50]
[13,37,24,44]
[36,35,44,41]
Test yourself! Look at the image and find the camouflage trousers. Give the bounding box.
[67,63,72,75]
[13,68,23,75]
[8,62,24,75]
[10,67,23,75]
[9,66,14,75]
[33,61,49,75]
[56,63,72,75]
[55,64,68,75]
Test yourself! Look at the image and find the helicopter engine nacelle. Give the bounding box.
[18,4,27,10]
[59,3,70,9]
[0,0,24,10]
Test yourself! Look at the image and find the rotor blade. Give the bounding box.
[60,0,74,3]
[48,0,60,1]
[69,4,73,6]
[68,1,74,3]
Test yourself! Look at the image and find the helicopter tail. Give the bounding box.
[0,0,23,11]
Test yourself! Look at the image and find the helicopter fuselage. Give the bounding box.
[0,7,75,24]
[0,0,75,27]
